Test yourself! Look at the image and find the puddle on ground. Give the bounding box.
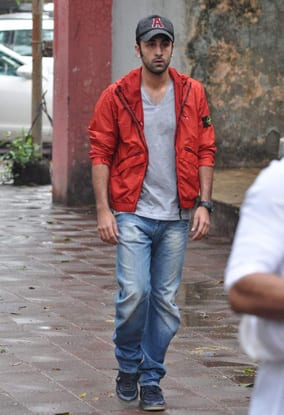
[177,279,256,385]
[178,280,225,305]
[231,374,254,384]
[177,280,233,332]
[181,311,230,328]
[202,360,247,367]
[225,366,256,385]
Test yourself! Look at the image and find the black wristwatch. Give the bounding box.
[197,200,214,214]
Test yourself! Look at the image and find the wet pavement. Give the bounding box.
[0,182,257,415]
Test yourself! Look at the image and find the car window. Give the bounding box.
[0,30,12,46]
[10,28,53,56]
[13,29,31,55]
[0,50,21,76]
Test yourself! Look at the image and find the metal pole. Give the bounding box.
[31,0,43,155]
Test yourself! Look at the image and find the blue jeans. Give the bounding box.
[113,214,189,386]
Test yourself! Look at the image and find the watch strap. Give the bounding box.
[197,200,214,214]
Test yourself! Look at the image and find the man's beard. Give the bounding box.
[140,54,171,75]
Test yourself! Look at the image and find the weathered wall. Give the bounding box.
[185,0,284,167]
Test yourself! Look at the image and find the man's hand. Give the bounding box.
[97,208,119,245]
[190,206,210,240]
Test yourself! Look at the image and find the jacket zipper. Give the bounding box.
[177,81,192,127]
[114,85,148,210]
[115,86,146,146]
[176,80,192,210]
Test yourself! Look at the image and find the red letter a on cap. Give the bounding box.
[152,17,164,28]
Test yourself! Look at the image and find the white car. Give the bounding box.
[0,14,53,58]
[0,44,53,146]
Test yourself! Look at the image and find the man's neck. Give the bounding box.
[141,67,171,90]
[141,68,171,104]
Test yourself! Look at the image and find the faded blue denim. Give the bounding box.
[113,213,189,386]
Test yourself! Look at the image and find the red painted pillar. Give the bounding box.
[52,0,112,205]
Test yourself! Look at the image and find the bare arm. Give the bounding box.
[191,166,214,240]
[92,164,118,245]
[229,273,284,319]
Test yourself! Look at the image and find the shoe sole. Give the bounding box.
[116,389,138,402]
[139,402,166,411]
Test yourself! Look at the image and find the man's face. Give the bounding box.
[136,35,174,75]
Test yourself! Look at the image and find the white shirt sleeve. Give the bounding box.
[224,159,284,291]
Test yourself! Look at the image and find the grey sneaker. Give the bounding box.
[116,371,138,401]
[140,385,166,411]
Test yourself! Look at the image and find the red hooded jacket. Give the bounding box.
[88,67,216,211]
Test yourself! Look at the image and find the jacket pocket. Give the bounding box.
[177,147,199,201]
[113,152,145,175]
[110,152,146,205]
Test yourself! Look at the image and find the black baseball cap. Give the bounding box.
[136,15,174,43]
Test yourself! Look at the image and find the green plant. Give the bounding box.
[0,131,50,186]
[1,132,41,167]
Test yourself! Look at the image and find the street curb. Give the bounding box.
[212,200,240,240]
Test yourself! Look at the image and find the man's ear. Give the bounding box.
[135,43,141,58]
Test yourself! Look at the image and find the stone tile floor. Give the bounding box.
[0,184,256,414]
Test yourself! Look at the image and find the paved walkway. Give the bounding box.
[0,183,256,415]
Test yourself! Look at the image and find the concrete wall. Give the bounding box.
[186,0,284,167]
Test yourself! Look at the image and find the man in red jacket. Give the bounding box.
[89,14,216,411]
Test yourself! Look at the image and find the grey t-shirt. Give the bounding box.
[135,80,189,220]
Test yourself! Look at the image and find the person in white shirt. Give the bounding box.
[224,158,284,415]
